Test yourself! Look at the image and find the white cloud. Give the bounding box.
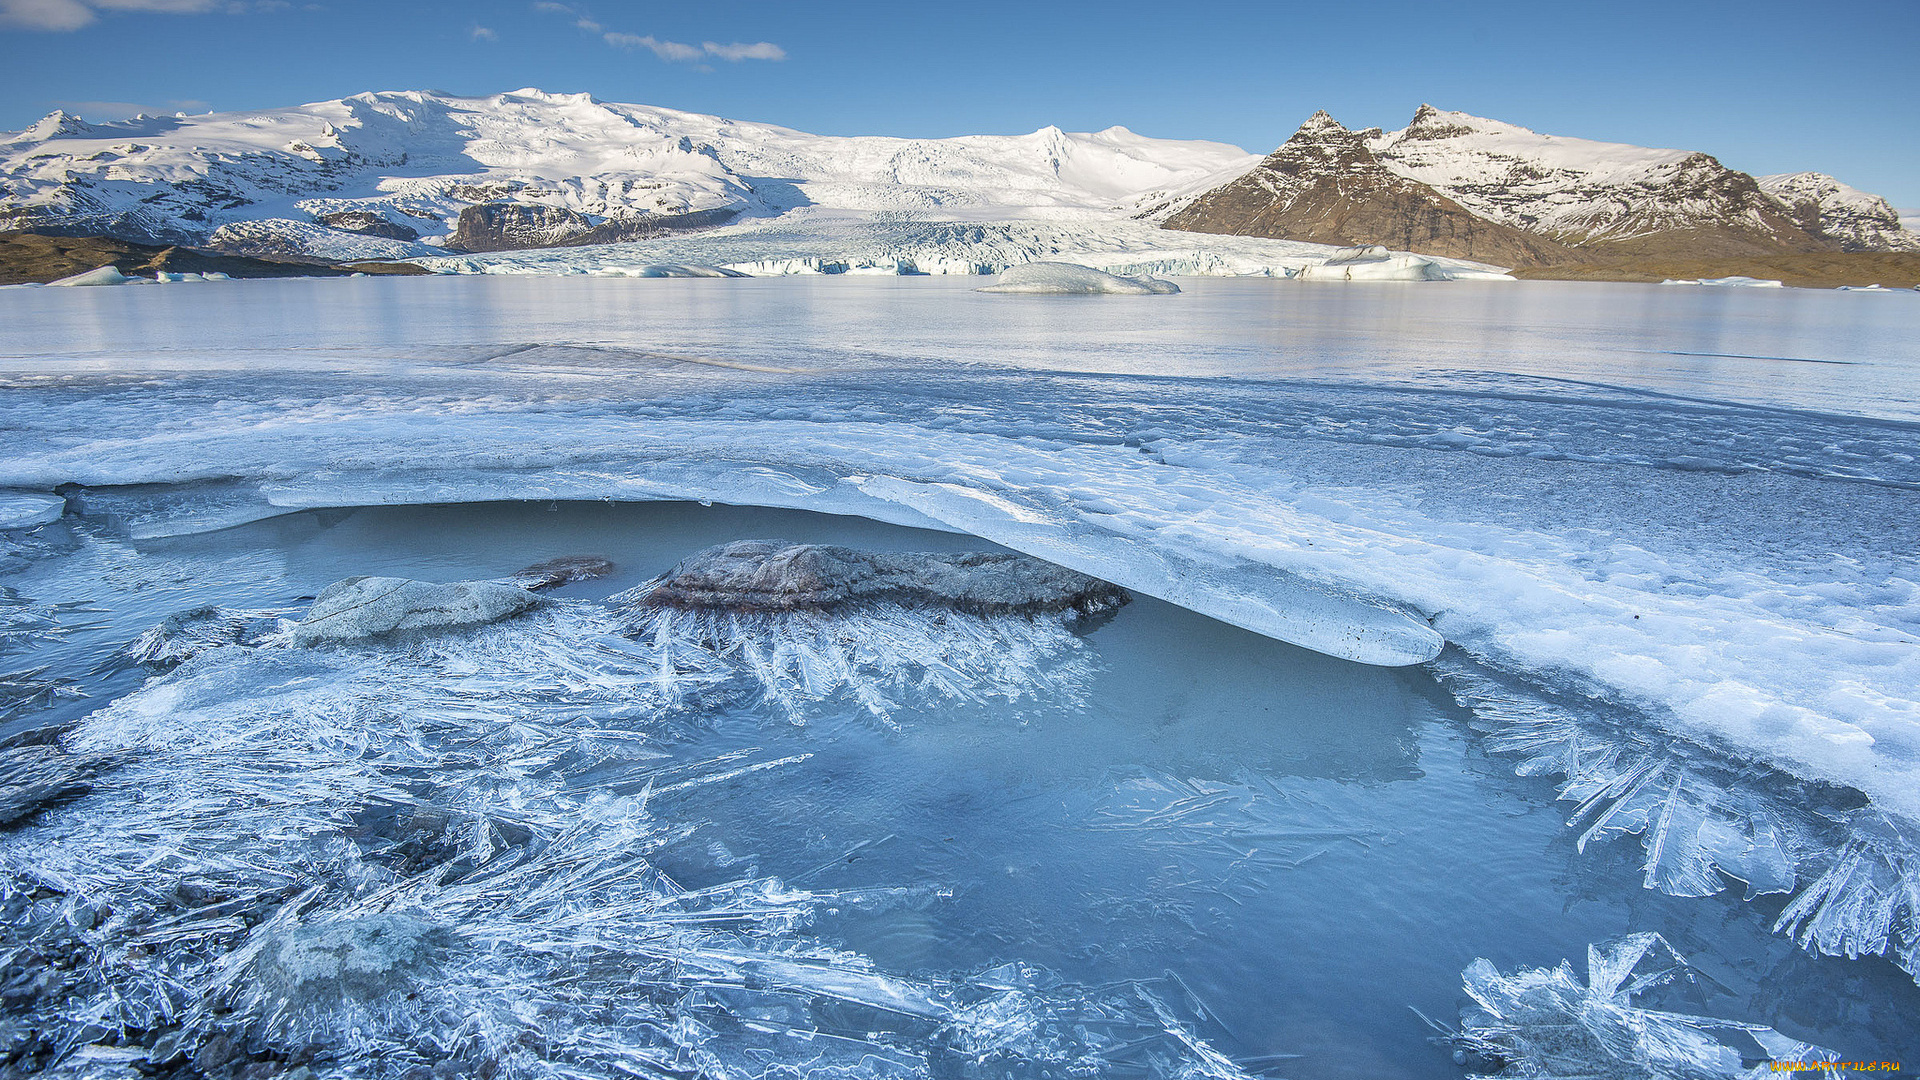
[531,2,784,64]
[701,40,784,61]
[603,31,702,61]
[0,0,98,29]
[1,0,282,30]
[470,24,496,40]
[600,30,786,63]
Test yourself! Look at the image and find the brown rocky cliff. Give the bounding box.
[1162,112,1574,267]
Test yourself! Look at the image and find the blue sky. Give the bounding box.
[3,0,1917,209]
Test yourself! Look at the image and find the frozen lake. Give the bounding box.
[1,275,1917,1078]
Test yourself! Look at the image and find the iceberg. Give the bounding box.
[46,265,132,287]
[1296,244,1451,281]
[1662,276,1787,288]
[977,261,1181,295]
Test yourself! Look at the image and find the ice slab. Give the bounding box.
[0,493,64,530]
[977,261,1180,295]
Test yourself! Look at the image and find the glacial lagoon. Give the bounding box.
[1,274,1917,1077]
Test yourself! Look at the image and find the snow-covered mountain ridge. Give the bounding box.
[2,88,1912,271]
[1167,105,1918,261]
[0,88,1256,262]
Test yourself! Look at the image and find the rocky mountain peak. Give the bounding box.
[16,110,93,142]
[1396,104,1482,142]
[1163,110,1572,266]
[1263,111,1375,173]
[1293,110,1350,138]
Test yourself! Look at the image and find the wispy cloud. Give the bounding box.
[2,0,284,31]
[470,24,496,40]
[602,31,699,61]
[533,2,784,64]
[701,39,784,61]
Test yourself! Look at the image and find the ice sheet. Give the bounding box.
[1,276,1918,976]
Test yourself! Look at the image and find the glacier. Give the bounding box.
[2,88,1525,282]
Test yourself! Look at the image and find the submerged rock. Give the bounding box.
[129,604,282,666]
[505,554,615,591]
[629,540,1129,618]
[292,577,543,646]
[257,914,456,1005]
[0,743,117,827]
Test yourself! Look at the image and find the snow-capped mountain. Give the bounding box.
[4,89,1911,270]
[1166,105,1918,262]
[1160,110,1570,266]
[0,88,1257,261]
[1757,171,1920,253]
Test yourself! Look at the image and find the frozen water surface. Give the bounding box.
[0,276,1917,1076]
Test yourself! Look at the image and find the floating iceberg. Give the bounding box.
[977,261,1180,295]
[46,264,132,287]
[1662,276,1787,288]
[153,271,231,283]
[1293,244,1493,281]
[613,263,749,278]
